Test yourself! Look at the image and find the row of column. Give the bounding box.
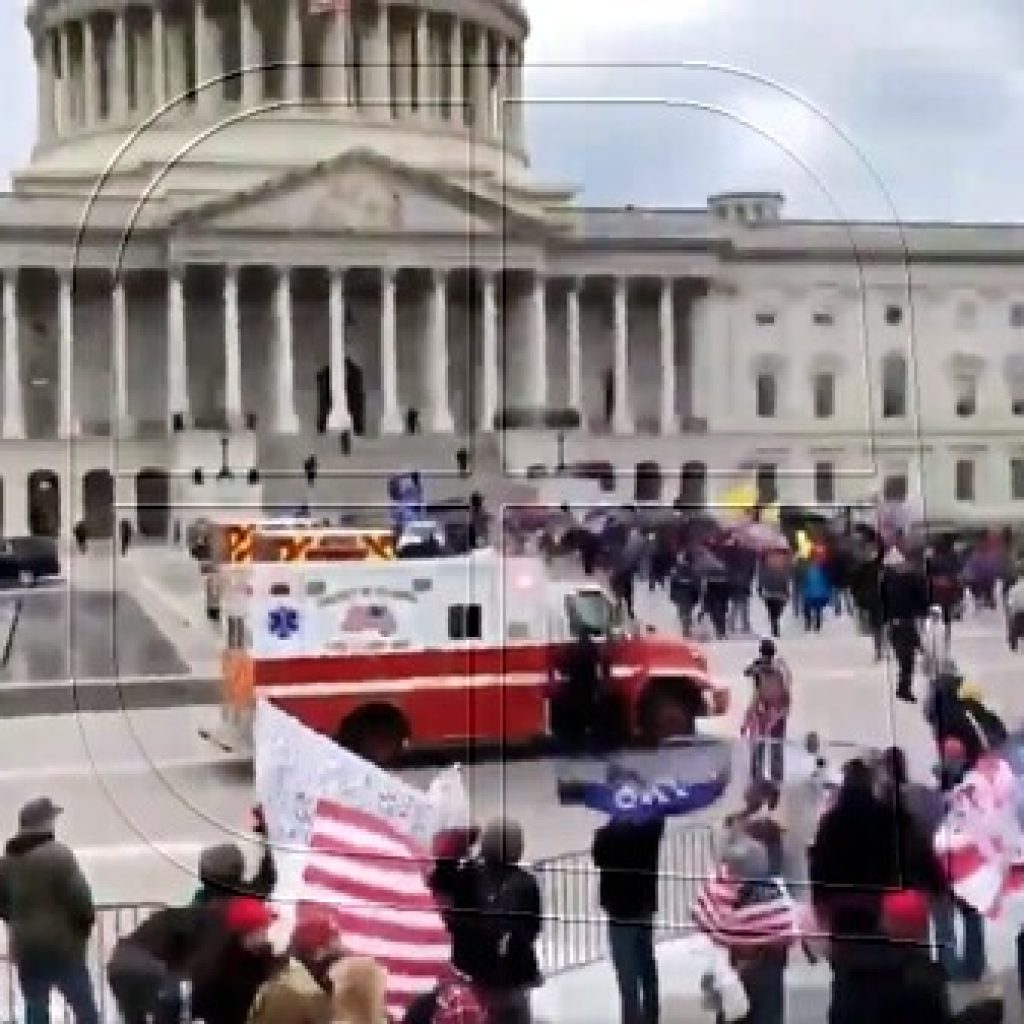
[0,268,684,439]
[38,0,526,149]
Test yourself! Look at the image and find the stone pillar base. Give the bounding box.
[272,411,301,435]
[326,409,353,433]
[659,415,680,436]
[379,410,404,435]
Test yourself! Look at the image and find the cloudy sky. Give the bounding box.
[2,0,1021,222]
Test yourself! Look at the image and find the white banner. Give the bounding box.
[253,700,469,852]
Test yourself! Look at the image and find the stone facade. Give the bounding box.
[2,0,1024,538]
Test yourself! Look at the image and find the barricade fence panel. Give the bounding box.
[0,826,716,1019]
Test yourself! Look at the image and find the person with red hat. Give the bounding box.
[247,913,342,1024]
[190,897,283,1024]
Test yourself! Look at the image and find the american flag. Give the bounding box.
[297,797,452,1018]
[934,753,1024,917]
[692,866,800,950]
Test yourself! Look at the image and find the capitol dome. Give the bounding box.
[20,0,530,197]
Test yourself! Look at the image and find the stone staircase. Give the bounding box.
[254,431,515,519]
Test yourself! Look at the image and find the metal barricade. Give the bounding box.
[534,822,717,976]
[1,902,164,1024]
[0,826,716,1018]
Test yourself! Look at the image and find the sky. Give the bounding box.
[2,0,1022,222]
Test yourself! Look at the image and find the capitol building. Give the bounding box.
[3,0,1024,538]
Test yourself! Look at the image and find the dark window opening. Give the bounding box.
[449,603,482,640]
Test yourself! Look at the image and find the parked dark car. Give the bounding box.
[0,536,60,585]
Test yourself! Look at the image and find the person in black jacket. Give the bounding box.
[189,897,282,1024]
[107,904,222,1024]
[430,819,542,1024]
[592,816,665,1024]
[881,550,928,702]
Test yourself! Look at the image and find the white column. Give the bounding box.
[57,271,73,438]
[528,273,548,409]
[151,5,166,109]
[2,272,24,440]
[427,271,454,433]
[394,22,413,115]
[37,34,57,144]
[611,277,633,434]
[659,278,678,434]
[479,270,498,432]
[448,17,463,125]
[323,4,349,105]
[272,267,300,433]
[367,1,391,116]
[82,17,97,126]
[239,0,261,107]
[379,268,402,434]
[415,8,431,118]
[566,279,582,423]
[112,277,128,431]
[56,26,71,134]
[494,35,507,140]
[508,41,525,149]
[326,268,352,432]
[167,268,189,427]
[283,0,303,101]
[473,26,489,137]
[112,9,128,122]
[223,266,243,430]
[194,0,220,115]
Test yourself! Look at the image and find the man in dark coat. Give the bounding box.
[189,897,282,1024]
[0,797,99,1024]
[430,819,542,1024]
[881,550,928,701]
[592,816,665,1024]
[107,904,223,1024]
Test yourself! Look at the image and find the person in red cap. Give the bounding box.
[248,914,342,1024]
[190,897,283,1024]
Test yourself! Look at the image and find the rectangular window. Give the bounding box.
[812,311,834,327]
[885,304,903,326]
[754,311,776,327]
[814,462,835,505]
[883,474,908,502]
[1010,375,1024,416]
[448,604,483,640]
[1012,458,1024,501]
[813,372,835,419]
[756,373,777,418]
[955,459,975,502]
[755,464,778,505]
[1011,304,1024,328]
[954,374,977,417]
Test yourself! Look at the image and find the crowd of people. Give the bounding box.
[0,800,548,1024]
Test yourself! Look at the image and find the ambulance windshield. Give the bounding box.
[566,590,615,638]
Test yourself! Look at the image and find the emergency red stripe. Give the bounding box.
[251,645,553,685]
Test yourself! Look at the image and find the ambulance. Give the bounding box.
[199,519,393,620]
[212,547,729,763]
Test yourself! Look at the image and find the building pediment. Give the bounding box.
[169,149,559,239]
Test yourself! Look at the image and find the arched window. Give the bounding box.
[881,353,907,418]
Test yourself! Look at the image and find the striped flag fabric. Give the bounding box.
[934,752,1024,917]
[297,797,453,1018]
[692,865,800,950]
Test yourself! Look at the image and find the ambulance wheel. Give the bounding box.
[636,679,700,744]
[335,705,409,767]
